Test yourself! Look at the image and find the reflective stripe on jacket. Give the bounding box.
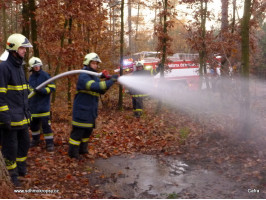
[0,53,31,129]
[28,70,55,116]
[72,66,115,128]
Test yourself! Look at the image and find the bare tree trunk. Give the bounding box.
[220,0,229,76]
[67,17,73,112]
[22,0,30,78]
[199,0,210,90]
[153,0,158,50]
[156,0,167,113]
[128,0,132,54]
[118,0,124,110]
[231,0,236,33]
[221,0,229,31]
[112,7,115,61]
[29,0,39,57]
[51,19,68,103]
[0,151,14,198]
[15,3,19,32]
[239,0,251,138]
[0,152,10,183]
[2,1,7,49]
[134,3,140,53]
[10,1,13,33]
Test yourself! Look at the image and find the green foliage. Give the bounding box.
[166,192,179,199]
[179,127,190,144]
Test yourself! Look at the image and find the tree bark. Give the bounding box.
[231,0,236,33]
[67,17,73,112]
[118,0,124,110]
[128,0,132,54]
[156,0,167,113]
[0,151,14,198]
[239,0,251,138]
[220,0,229,77]
[29,0,39,57]
[2,0,7,49]
[22,0,30,78]
[51,18,68,103]
[221,0,229,31]
[199,0,210,90]
[134,2,140,52]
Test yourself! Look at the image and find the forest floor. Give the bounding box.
[3,85,266,199]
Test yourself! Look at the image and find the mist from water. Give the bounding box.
[118,74,266,144]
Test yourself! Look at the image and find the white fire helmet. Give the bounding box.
[83,53,102,66]
[0,33,32,61]
[29,57,43,70]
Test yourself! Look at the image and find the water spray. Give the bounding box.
[28,70,102,98]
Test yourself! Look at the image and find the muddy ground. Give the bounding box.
[84,83,266,199]
[86,139,265,199]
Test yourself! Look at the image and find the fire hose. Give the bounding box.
[28,70,102,99]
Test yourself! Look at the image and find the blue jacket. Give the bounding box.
[0,53,31,129]
[28,70,55,117]
[72,66,115,128]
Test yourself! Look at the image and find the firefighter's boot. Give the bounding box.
[68,144,80,159]
[17,161,27,177]
[79,142,88,154]
[9,169,21,187]
[46,139,54,152]
[30,134,40,147]
[134,111,142,118]
[134,112,139,118]
[30,139,40,147]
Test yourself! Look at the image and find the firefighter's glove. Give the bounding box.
[34,88,42,94]
[101,70,111,79]
[111,74,119,82]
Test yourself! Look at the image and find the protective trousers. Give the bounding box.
[1,128,30,177]
[132,96,144,117]
[30,116,54,145]
[68,126,93,159]
[0,128,2,149]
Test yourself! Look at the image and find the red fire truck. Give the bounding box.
[120,52,201,90]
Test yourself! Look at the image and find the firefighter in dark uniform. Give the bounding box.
[129,62,150,118]
[0,33,32,187]
[68,53,118,159]
[28,57,56,152]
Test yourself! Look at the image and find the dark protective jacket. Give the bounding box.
[129,69,150,97]
[28,70,56,117]
[0,53,31,129]
[72,66,115,128]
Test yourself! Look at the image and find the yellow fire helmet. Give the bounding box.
[83,53,102,66]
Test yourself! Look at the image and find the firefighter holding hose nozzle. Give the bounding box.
[68,53,118,159]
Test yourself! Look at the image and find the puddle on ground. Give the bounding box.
[87,154,259,198]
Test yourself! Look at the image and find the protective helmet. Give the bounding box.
[83,53,102,66]
[6,33,32,51]
[29,57,43,70]
[135,61,144,71]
